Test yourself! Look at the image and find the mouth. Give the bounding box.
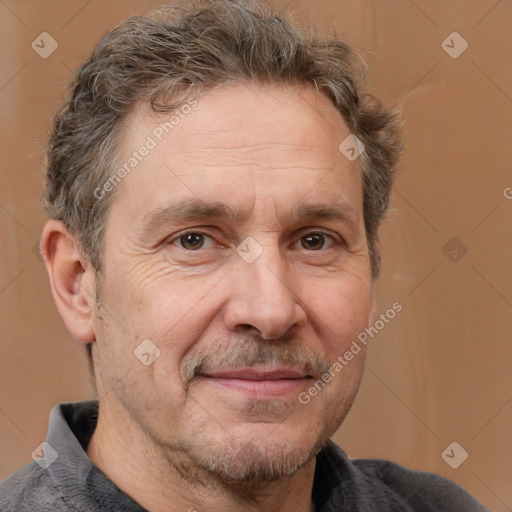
[200,367,313,398]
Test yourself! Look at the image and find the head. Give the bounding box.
[41,0,402,485]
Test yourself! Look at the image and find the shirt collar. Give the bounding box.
[46,400,145,511]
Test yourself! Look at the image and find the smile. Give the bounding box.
[200,367,313,398]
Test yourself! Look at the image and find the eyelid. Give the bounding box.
[294,226,344,242]
[293,229,343,250]
[164,229,214,250]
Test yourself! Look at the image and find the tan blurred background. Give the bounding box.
[1,0,510,510]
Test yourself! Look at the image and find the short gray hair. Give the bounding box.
[42,0,403,281]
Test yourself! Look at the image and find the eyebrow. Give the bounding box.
[138,197,360,236]
[290,203,359,230]
[139,199,248,235]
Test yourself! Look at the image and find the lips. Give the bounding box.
[200,367,312,397]
[202,367,311,380]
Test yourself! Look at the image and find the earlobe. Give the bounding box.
[40,220,96,343]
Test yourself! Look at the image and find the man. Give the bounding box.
[0,1,488,511]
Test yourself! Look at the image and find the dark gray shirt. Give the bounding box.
[0,400,488,511]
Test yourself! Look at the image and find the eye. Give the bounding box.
[171,232,216,251]
[297,232,337,251]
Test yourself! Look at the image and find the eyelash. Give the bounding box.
[168,229,343,251]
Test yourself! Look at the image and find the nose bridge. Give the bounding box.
[252,248,292,307]
[226,240,304,339]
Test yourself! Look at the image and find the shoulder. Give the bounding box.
[315,441,488,511]
[0,462,68,512]
[353,457,489,511]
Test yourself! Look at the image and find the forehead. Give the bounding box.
[109,83,362,227]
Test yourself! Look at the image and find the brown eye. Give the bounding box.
[178,233,206,250]
[301,233,327,250]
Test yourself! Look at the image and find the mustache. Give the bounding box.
[179,336,331,385]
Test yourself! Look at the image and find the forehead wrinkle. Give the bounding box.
[167,143,323,164]
[166,144,336,174]
[170,143,317,154]
[172,164,331,173]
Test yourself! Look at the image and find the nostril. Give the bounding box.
[237,324,268,338]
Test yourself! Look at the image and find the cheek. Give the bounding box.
[99,255,179,334]
[313,276,373,357]
[103,270,225,369]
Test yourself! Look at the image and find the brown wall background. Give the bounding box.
[1,1,510,510]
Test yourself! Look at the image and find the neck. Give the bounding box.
[86,401,317,512]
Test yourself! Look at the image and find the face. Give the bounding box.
[91,83,376,482]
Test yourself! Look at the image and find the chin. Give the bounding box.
[199,439,315,483]
[170,386,358,484]
[179,423,329,484]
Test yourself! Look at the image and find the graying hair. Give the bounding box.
[42,0,402,282]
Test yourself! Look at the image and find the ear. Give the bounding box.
[367,285,377,328]
[40,220,96,343]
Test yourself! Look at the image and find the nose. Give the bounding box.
[222,246,307,340]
